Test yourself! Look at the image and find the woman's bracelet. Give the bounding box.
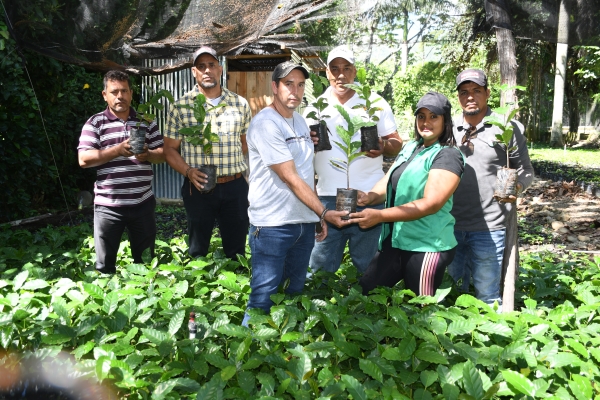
[185,166,193,179]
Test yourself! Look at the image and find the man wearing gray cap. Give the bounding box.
[164,46,251,260]
[305,45,402,276]
[243,61,349,325]
[447,68,533,311]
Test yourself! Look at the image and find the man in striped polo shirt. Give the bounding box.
[78,70,165,274]
[164,46,251,259]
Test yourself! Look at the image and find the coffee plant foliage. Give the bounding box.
[0,20,104,223]
[1,223,600,399]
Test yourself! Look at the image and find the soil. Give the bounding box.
[517,177,600,254]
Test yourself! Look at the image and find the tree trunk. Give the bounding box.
[400,8,408,75]
[550,0,569,147]
[486,0,519,312]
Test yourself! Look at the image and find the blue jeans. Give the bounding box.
[447,229,505,307]
[309,196,383,274]
[243,223,315,326]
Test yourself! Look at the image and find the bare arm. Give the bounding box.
[350,169,460,229]
[364,131,403,158]
[163,136,208,190]
[78,141,133,168]
[269,160,349,229]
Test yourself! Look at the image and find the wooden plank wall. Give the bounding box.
[227,71,273,116]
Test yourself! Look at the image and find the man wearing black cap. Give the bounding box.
[243,61,349,326]
[164,46,251,259]
[448,68,533,311]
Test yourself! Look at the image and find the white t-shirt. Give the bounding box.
[305,86,397,195]
[247,107,319,226]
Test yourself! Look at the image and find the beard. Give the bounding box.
[464,108,481,116]
[200,80,217,89]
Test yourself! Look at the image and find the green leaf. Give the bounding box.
[502,369,536,397]
[0,326,14,349]
[547,352,582,368]
[280,332,302,342]
[126,264,149,275]
[397,335,417,360]
[414,349,448,365]
[237,370,255,394]
[41,334,72,344]
[72,340,94,359]
[288,349,312,382]
[216,323,250,338]
[121,297,137,321]
[221,365,237,381]
[21,279,49,290]
[252,328,278,341]
[12,270,29,290]
[152,379,178,400]
[447,319,476,336]
[103,292,119,315]
[142,328,169,345]
[463,361,484,400]
[569,375,593,400]
[477,322,512,337]
[420,370,438,388]
[236,337,252,362]
[341,374,367,400]
[257,372,275,396]
[84,283,105,299]
[564,338,589,359]
[442,383,459,400]
[304,341,334,352]
[359,359,383,383]
[168,310,185,337]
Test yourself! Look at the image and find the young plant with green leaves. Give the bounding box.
[305,73,330,122]
[484,83,527,167]
[329,105,374,188]
[345,67,383,123]
[136,85,174,127]
[176,93,224,154]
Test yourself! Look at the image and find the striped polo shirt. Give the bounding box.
[78,107,164,207]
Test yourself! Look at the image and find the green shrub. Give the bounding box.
[0,21,104,223]
[1,224,600,399]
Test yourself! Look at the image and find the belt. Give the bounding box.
[216,173,243,184]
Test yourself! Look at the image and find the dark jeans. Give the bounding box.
[93,198,157,273]
[360,236,456,296]
[182,175,249,259]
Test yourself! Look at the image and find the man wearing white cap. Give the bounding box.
[305,45,402,275]
[164,46,251,260]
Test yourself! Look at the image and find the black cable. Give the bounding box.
[0,0,74,226]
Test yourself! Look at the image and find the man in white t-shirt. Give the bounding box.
[243,61,349,326]
[306,46,403,275]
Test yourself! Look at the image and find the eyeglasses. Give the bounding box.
[461,125,478,152]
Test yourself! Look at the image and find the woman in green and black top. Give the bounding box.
[350,91,464,296]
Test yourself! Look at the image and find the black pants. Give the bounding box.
[182,175,249,259]
[360,236,456,296]
[93,198,156,273]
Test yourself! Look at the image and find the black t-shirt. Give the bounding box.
[390,145,464,206]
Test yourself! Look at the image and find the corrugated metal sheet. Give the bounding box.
[143,59,197,199]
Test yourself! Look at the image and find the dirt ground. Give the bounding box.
[518,177,600,253]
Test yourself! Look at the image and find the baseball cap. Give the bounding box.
[456,68,487,89]
[414,91,451,116]
[272,61,309,81]
[192,46,218,65]
[327,45,355,65]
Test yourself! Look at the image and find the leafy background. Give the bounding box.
[1,214,599,399]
